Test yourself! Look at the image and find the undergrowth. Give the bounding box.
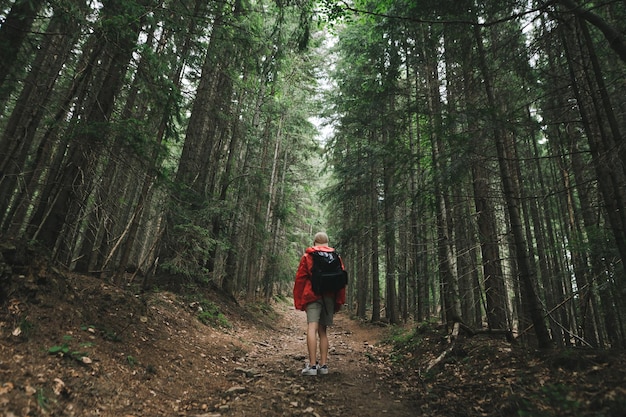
[385,321,434,366]
[194,298,232,329]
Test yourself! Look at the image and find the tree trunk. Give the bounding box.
[0,5,86,231]
[474,25,552,348]
[425,32,461,326]
[356,152,369,319]
[560,17,626,345]
[370,152,381,322]
[0,0,46,105]
[383,158,399,324]
[567,130,606,346]
[38,0,148,267]
[471,159,509,330]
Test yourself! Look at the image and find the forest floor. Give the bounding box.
[1,246,626,417]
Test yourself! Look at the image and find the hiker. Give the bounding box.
[293,232,346,375]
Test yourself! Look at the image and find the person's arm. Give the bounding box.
[335,255,347,311]
[293,254,309,310]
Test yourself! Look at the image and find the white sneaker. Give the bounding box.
[301,363,317,376]
[318,364,329,375]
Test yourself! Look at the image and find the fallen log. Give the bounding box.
[423,321,515,373]
[424,322,460,373]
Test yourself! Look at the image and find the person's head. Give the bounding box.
[313,231,329,246]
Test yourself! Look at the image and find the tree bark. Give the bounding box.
[36,0,150,266]
[0,5,86,232]
[383,157,399,324]
[370,150,381,322]
[474,24,552,348]
[0,0,46,102]
[424,23,461,325]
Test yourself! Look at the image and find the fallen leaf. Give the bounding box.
[0,382,14,394]
[53,378,65,395]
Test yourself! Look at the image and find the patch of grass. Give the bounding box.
[36,388,50,412]
[414,317,440,334]
[196,299,232,329]
[386,326,422,350]
[47,335,91,363]
[272,293,288,303]
[385,326,423,365]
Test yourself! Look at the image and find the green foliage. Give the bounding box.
[80,323,121,342]
[47,335,91,363]
[194,299,231,329]
[36,388,50,412]
[102,328,123,342]
[273,293,288,303]
[385,326,423,364]
[386,326,422,349]
[159,221,219,281]
[318,0,350,24]
[246,301,278,324]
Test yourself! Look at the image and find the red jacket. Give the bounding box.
[293,245,347,311]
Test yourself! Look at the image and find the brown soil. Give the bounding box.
[2,244,626,417]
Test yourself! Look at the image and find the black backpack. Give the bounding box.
[309,250,348,295]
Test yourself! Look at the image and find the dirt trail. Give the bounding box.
[224,302,417,417]
[1,269,417,417]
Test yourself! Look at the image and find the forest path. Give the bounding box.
[2,267,419,417]
[221,301,417,417]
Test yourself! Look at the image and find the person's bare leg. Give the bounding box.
[307,321,319,365]
[319,324,328,365]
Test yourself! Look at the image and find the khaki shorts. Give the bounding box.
[306,296,335,326]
